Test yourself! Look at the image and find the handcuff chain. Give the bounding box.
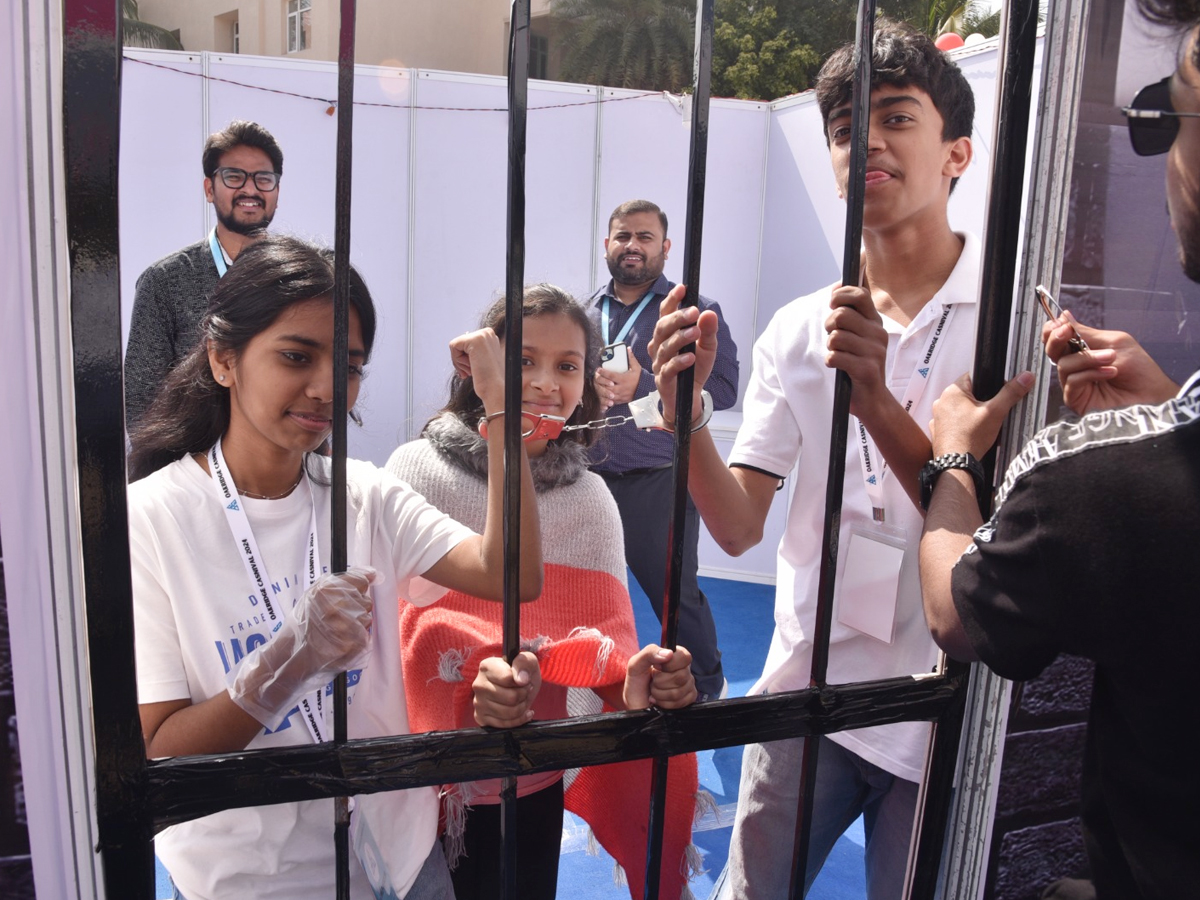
[561,414,637,433]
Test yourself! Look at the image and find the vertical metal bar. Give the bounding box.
[907,1,1041,896]
[970,0,1040,413]
[501,2,531,898]
[790,3,875,896]
[643,2,714,898]
[331,1,357,897]
[63,0,154,897]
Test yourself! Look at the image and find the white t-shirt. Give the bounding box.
[130,454,474,900]
[728,234,980,782]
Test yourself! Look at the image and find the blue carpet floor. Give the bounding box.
[155,575,866,898]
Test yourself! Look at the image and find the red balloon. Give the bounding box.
[935,33,965,51]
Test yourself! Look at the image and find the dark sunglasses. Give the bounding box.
[214,166,280,191]
[1122,77,1200,157]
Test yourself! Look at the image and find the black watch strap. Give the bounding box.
[919,452,986,511]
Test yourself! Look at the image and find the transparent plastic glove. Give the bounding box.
[228,566,376,726]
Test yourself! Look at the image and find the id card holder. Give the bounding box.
[835,521,907,644]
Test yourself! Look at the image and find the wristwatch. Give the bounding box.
[918,452,986,511]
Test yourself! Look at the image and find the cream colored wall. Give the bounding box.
[135,0,555,75]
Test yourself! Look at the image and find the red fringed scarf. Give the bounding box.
[401,562,700,900]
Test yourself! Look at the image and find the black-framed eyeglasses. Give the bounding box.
[1122,77,1200,157]
[214,166,280,191]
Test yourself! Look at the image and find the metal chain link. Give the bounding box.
[561,414,637,433]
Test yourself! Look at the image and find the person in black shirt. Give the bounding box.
[920,4,1200,896]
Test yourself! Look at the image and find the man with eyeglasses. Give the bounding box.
[124,119,284,426]
[919,2,1200,897]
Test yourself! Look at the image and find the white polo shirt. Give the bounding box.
[728,233,980,782]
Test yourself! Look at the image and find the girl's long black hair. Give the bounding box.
[128,234,377,481]
[433,284,603,447]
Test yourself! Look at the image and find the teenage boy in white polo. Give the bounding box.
[650,20,977,900]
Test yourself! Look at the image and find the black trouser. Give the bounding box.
[447,779,565,900]
[600,466,724,696]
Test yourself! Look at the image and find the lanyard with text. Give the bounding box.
[209,228,232,277]
[209,440,329,742]
[853,303,956,522]
[601,290,656,346]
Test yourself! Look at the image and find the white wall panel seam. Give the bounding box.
[405,70,419,443]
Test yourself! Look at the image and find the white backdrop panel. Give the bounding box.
[948,44,1004,247]
[406,74,600,442]
[758,99,842,336]
[331,67,412,464]
[524,81,601,299]
[691,99,770,404]
[408,74,511,434]
[119,51,207,341]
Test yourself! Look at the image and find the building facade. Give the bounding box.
[135,0,560,78]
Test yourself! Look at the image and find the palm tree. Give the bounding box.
[122,0,184,50]
[552,0,697,92]
[911,0,1004,39]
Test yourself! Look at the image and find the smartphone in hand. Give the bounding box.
[1035,285,1089,353]
[600,342,630,373]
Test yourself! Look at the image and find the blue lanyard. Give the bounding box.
[209,228,230,277]
[602,290,655,346]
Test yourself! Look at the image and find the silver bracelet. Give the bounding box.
[628,390,713,433]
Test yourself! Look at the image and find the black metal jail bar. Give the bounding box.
[790,1,876,895]
[644,0,715,895]
[330,0,359,897]
[63,0,156,897]
[907,0,1042,893]
[501,1,531,898]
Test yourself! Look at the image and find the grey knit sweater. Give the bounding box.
[124,239,221,426]
[385,413,628,580]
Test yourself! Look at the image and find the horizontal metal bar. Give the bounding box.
[147,672,961,828]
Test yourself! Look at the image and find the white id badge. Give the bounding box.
[835,521,907,644]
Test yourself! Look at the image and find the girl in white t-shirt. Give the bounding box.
[127,235,540,900]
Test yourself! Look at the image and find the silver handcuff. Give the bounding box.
[478,390,713,442]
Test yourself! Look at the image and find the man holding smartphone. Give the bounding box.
[920,1,1200,896]
[588,199,739,702]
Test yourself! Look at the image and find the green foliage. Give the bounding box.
[122,0,184,51]
[712,2,821,99]
[552,0,697,92]
[913,0,1002,38]
[550,0,1005,102]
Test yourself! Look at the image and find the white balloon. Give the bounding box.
[964,32,986,46]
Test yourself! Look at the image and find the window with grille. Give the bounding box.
[530,33,548,80]
[287,0,310,54]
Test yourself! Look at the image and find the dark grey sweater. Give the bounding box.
[124,238,221,426]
